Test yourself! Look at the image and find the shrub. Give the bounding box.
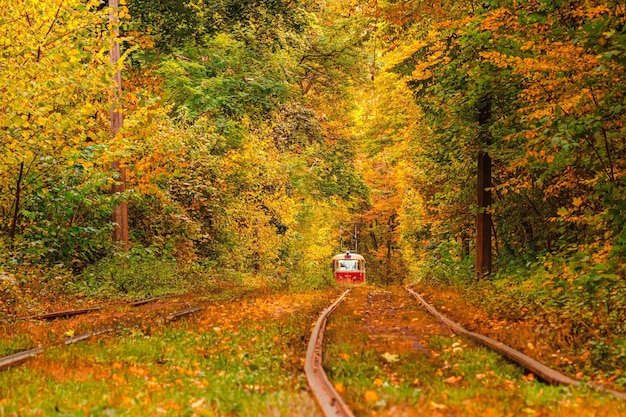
[77,246,188,299]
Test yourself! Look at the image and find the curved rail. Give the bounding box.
[305,289,355,417]
[406,286,626,401]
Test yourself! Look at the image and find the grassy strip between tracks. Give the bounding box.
[323,289,626,417]
[0,291,335,416]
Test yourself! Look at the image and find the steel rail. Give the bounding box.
[0,328,114,371]
[18,307,101,321]
[305,289,355,417]
[0,346,44,370]
[129,297,161,307]
[406,286,626,401]
[166,306,203,321]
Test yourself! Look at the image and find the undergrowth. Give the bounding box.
[75,246,190,299]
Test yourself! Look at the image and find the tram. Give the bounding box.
[331,251,366,284]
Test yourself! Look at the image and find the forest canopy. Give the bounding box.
[0,0,624,324]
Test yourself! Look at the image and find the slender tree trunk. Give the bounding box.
[9,162,24,247]
[459,231,469,260]
[254,219,261,273]
[385,217,393,287]
[110,0,128,246]
[386,234,391,287]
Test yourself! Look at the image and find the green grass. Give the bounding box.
[0,333,33,357]
[75,249,188,300]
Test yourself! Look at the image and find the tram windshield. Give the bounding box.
[337,260,359,271]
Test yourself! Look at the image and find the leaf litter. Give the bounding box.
[0,288,342,416]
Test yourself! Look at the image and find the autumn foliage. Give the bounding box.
[0,0,368,295]
[352,0,626,372]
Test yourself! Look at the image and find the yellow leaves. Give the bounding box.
[373,378,384,387]
[334,382,345,393]
[128,365,149,377]
[339,352,351,360]
[111,373,127,385]
[479,51,511,69]
[585,5,612,19]
[190,398,206,409]
[381,352,399,363]
[573,197,583,208]
[382,38,428,70]
[430,401,448,410]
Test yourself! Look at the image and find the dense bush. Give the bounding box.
[77,246,188,299]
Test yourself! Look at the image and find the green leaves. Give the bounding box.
[158,34,289,121]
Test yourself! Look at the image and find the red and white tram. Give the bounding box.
[331,251,366,284]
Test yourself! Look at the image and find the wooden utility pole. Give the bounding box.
[110,0,128,246]
[476,151,492,277]
[475,94,493,277]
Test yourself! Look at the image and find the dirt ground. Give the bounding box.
[353,287,454,355]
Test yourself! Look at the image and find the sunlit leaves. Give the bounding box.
[0,0,121,262]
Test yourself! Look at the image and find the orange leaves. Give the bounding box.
[364,390,379,402]
[444,375,463,385]
[479,7,517,33]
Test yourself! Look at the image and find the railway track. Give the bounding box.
[4,285,626,413]
[0,300,203,371]
[305,286,626,417]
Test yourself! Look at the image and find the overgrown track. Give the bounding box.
[307,285,626,416]
[305,289,355,417]
[405,286,626,401]
[0,303,202,372]
[0,327,114,371]
[17,307,102,321]
[15,297,164,321]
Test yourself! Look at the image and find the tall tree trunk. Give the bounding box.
[9,162,24,247]
[110,0,128,246]
[385,216,394,287]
